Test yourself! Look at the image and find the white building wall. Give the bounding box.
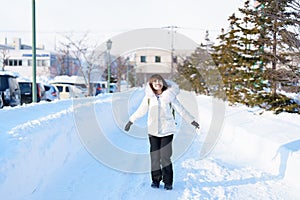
[134,48,173,74]
[4,50,52,78]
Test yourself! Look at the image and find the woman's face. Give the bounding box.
[152,79,163,91]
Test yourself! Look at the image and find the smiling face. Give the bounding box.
[149,74,168,95]
[152,79,163,92]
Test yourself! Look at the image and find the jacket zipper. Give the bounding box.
[157,95,161,135]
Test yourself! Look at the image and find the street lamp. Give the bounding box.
[106,39,112,93]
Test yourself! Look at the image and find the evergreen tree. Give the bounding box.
[212,2,265,105]
[255,0,300,95]
[212,0,300,113]
[175,47,211,95]
[176,46,226,99]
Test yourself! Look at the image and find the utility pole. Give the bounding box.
[162,26,178,79]
[32,0,37,102]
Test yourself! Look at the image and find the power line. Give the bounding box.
[0,26,224,34]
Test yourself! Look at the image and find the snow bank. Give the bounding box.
[206,100,300,186]
[0,102,83,199]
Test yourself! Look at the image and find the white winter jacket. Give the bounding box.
[129,80,195,137]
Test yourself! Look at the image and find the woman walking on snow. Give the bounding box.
[124,74,200,190]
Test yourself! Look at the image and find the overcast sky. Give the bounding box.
[0,0,246,50]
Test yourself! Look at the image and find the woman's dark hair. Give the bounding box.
[149,74,168,94]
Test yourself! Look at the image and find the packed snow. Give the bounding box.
[0,88,300,200]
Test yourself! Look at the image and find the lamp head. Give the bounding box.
[106,39,112,50]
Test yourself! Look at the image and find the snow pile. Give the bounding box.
[0,89,299,199]
[0,100,82,199]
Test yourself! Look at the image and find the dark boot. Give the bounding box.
[164,184,173,190]
[151,181,160,188]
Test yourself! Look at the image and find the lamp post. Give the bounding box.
[106,39,112,93]
[32,0,37,102]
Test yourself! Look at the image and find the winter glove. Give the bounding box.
[191,121,200,129]
[124,121,133,132]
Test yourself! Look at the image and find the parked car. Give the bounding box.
[109,83,118,93]
[93,81,117,94]
[0,71,21,108]
[52,83,85,99]
[95,82,106,96]
[44,84,60,101]
[18,81,46,104]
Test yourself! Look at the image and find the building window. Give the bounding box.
[140,56,146,63]
[37,60,42,66]
[155,56,161,63]
[7,59,22,66]
[42,60,47,66]
[28,60,32,66]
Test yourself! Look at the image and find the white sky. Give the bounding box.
[0,0,245,50]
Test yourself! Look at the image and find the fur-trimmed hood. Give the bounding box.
[145,80,180,103]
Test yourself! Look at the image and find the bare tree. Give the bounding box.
[58,33,104,96]
[114,56,130,92]
[55,46,70,76]
[0,48,10,71]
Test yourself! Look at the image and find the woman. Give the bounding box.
[124,74,200,190]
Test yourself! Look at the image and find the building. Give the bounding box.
[1,36,197,86]
[0,38,79,78]
[126,47,193,86]
[94,28,199,86]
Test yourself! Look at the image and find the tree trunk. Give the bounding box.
[272,19,278,95]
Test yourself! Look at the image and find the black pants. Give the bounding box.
[148,134,174,185]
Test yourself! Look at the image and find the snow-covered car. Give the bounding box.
[0,71,21,108]
[44,84,60,101]
[52,83,85,99]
